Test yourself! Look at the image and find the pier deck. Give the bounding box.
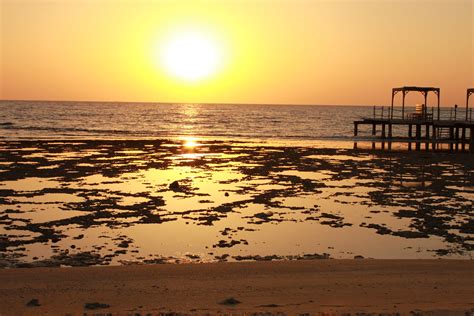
[353,118,474,152]
[353,87,474,152]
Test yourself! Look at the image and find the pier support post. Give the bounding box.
[461,128,466,152]
[425,124,430,151]
[371,124,376,149]
[455,127,460,152]
[381,124,386,149]
[408,124,412,151]
[402,92,406,119]
[449,127,454,151]
[470,127,474,153]
[388,124,393,150]
[353,122,359,150]
[415,124,421,151]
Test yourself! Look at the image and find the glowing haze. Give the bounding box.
[158,30,222,82]
[1,0,472,106]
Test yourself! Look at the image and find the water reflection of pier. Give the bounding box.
[354,87,474,152]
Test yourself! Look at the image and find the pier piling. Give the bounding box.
[415,124,421,150]
[471,127,474,153]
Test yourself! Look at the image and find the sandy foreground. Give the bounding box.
[0,260,473,315]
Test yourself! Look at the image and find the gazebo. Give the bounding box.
[390,86,440,120]
[467,88,474,121]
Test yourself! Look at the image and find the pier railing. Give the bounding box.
[369,106,473,122]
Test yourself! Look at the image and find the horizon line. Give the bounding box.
[0,98,410,107]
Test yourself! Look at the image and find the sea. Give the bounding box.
[0,101,376,141]
[0,100,472,265]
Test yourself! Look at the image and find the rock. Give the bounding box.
[169,181,182,192]
[233,254,281,261]
[185,254,200,260]
[26,299,40,307]
[300,253,331,260]
[224,192,229,197]
[394,209,418,218]
[254,211,273,220]
[360,223,392,235]
[393,230,429,239]
[215,239,241,248]
[320,213,342,220]
[214,254,229,261]
[354,255,365,259]
[84,302,110,310]
[219,297,241,305]
[117,240,129,248]
[258,303,281,308]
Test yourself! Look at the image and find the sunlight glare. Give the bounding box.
[160,31,221,82]
[182,137,199,148]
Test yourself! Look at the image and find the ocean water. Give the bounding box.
[0,101,373,141]
[1,101,473,265]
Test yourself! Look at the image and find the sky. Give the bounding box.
[1,0,473,106]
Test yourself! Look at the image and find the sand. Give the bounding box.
[0,259,473,315]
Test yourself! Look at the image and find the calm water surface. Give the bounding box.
[0,102,472,266]
[1,101,371,141]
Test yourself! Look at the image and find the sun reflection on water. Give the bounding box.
[181,136,200,148]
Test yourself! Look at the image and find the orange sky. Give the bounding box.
[1,0,472,106]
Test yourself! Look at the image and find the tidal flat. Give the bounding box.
[0,139,472,267]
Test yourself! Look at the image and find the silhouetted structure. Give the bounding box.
[391,86,440,120]
[467,88,474,121]
[354,87,474,152]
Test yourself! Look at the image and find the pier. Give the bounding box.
[354,87,474,152]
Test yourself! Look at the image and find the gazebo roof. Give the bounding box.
[390,86,441,120]
[393,86,440,93]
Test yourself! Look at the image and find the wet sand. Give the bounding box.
[0,259,473,314]
[0,140,473,314]
[0,139,473,267]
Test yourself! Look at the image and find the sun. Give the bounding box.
[160,31,221,82]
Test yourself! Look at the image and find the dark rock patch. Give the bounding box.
[219,297,241,305]
[84,302,110,310]
[26,299,40,307]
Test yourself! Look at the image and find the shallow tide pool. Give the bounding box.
[0,139,472,267]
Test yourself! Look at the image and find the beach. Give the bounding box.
[0,108,473,315]
[1,259,473,314]
[2,0,473,314]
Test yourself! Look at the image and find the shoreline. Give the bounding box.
[0,136,359,149]
[1,259,473,314]
[1,137,469,154]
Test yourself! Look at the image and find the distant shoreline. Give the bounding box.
[0,99,378,107]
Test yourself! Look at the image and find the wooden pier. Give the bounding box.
[353,87,474,152]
